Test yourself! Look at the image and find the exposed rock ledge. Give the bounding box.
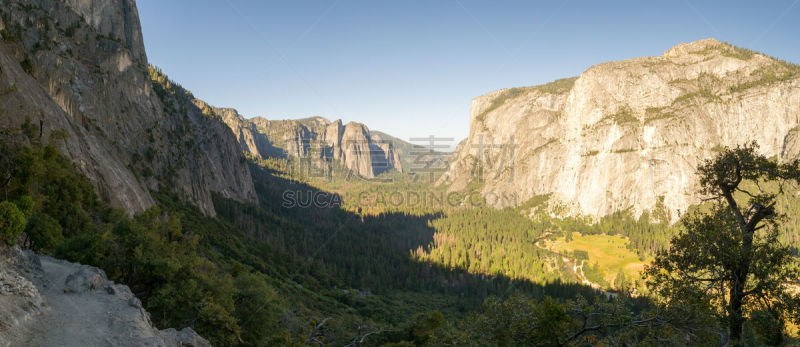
[0,245,209,347]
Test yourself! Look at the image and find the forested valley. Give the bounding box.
[4,114,800,345]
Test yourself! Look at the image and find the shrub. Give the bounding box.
[25,213,63,252]
[0,28,16,42]
[748,309,784,346]
[14,195,35,218]
[64,22,80,37]
[602,105,638,124]
[20,57,34,74]
[0,201,26,245]
[474,77,578,124]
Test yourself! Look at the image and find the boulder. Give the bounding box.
[159,327,212,347]
[63,266,107,293]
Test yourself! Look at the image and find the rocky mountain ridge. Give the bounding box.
[440,38,800,221]
[217,107,405,178]
[0,0,257,217]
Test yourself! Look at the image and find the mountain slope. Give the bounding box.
[440,38,800,220]
[0,0,257,216]
[218,109,406,178]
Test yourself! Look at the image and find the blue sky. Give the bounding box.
[138,0,800,148]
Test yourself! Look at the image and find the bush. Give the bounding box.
[15,195,35,218]
[0,28,16,42]
[0,201,27,245]
[25,213,63,252]
[233,271,282,344]
[20,57,34,75]
[748,309,784,346]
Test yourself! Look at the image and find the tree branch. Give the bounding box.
[306,317,331,345]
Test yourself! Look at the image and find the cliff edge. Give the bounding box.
[441,39,800,221]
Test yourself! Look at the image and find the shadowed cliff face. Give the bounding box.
[218,110,404,178]
[0,0,257,216]
[441,39,800,221]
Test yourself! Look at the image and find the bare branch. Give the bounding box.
[306,317,331,346]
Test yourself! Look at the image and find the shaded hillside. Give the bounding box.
[0,0,256,216]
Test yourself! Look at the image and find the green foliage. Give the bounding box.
[585,262,609,287]
[571,250,588,261]
[729,62,800,93]
[646,142,800,343]
[0,140,286,345]
[475,88,528,124]
[531,77,578,94]
[611,148,637,153]
[433,294,715,346]
[614,268,629,291]
[0,28,16,42]
[721,44,757,60]
[710,144,726,153]
[688,41,756,60]
[17,116,800,344]
[748,309,784,346]
[148,65,183,106]
[601,105,638,124]
[63,21,80,37]
[414,207,572,283]
[517,194,550,213]
[14,195,34,218]
[644,106,677,124]
[20,56,34,74]
[672,88,721,105]
[465,296,575,345]
[474,77,577,123]
[406,310,444,344]
[233,271,283,345]
[24,212,63,252]
[559,210,677,258]
[241,155,615,343]
[0,200,26,245]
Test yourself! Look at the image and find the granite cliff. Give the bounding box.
[441,39,800,221]
[218,108,405,178]
[0,0,257,217]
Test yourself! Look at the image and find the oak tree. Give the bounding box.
[646,142,800,344]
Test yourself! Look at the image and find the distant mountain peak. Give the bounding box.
[663,38,722,56]
[661,38,764,62]
[220,113,405,177]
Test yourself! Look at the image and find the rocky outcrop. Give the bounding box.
[0,245,210,347]
[61,0,147,64]
[441,39,800,221]
[214,103,284,159]
[0,246,45,346]
[219,111,405,178]
[0,0,257,216]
